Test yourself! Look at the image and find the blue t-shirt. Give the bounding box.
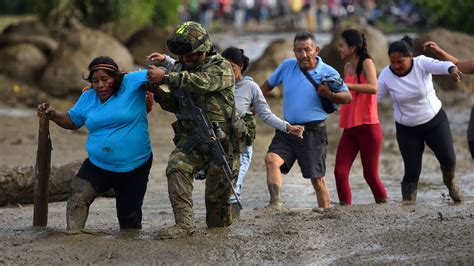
[268,57,348,124]
[68,70,151,172]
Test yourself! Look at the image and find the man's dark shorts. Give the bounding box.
[268,121,327,179]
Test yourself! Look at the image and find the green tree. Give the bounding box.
[35,0,179,39]
[0,0,35,14]
[413,0,474,34]
[152,0,180,26]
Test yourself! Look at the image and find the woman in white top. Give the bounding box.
[377,36,463,203]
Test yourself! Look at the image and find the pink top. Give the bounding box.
[339,71,379,128]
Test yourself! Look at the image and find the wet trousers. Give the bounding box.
[334,123,387,205]
[230,145,253,204]
[67,154,152,230]
[166,139,238,229]
[396,109,456,185]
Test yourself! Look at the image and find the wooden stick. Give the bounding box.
[33,103,52,227]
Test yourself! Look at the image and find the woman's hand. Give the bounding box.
[146,52,166,62]
[37,103,56,120]
[147,65,166,84]
[449,66,462,82]
[423,41,441,53]
[286,124,305,139]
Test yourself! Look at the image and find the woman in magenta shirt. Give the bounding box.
[334,29,387,205]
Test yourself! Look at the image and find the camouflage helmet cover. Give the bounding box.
[167,21,212,55]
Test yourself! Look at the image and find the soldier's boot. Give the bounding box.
[401,182,418,204]
[441,166,463,203]
[206,199,233,227]
[266,184,287,210]
[66,176,98,232]
[156,224,195,240]
[156,205,195,239]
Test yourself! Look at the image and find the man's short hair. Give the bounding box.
[293,32,316,46]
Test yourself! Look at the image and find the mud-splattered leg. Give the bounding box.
[401,182,417,203]
[66,176,98,231]
[441,166,462,203]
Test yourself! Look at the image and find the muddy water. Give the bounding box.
[0,32,473,263]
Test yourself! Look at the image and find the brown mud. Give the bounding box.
[0,95,473,264]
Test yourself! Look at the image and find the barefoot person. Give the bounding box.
[334,29,388,205]
[260,32,352,209]
[37,56,153,231]
[377,36,463,203]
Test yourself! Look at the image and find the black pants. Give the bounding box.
[396,109,456,184]
[76,153,152,229]
[468,106,474,159]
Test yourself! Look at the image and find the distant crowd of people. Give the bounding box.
[177,0,381,31]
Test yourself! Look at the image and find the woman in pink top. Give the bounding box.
[334,29,387,205]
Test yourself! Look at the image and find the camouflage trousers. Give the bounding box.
[166,138,239,229]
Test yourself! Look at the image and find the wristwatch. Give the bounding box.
[162,74,170,85]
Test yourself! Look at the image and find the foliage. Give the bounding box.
[0,0,35,15]
[413,0,474,34]
[33,0,179,40]
[152,0,181,26]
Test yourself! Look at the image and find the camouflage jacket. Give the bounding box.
[155,53,235,125]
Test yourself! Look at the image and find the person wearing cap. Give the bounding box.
[37,56,153,231]
[146,21,238,239]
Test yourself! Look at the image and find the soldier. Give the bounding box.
[146,21,238,239]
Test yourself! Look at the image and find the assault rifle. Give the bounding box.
[173,89,242,210]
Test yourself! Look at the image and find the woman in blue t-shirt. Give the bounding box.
[37,56,152,231]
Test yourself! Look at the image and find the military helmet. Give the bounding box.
[167,21,212,56]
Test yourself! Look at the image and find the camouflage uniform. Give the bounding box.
[154,22,238,234]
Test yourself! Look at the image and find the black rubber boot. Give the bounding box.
[401,182,418,203]
[266,184,287,210]
[267,184,283,206]
[441,166,463,203]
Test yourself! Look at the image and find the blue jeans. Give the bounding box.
[230,145,253,204]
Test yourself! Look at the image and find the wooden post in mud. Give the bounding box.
[33,103,52,227]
